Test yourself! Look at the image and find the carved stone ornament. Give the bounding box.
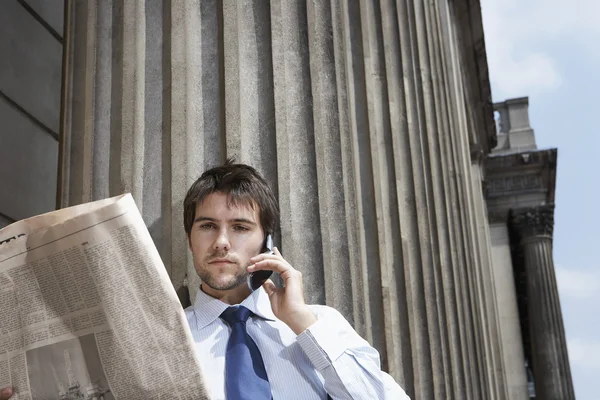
[487,174,542,196]
[510,204,555,238]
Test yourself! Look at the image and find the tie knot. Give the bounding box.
[220,305,252,325]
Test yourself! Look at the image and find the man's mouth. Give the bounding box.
[208,258,236,265]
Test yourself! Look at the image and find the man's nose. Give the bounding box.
[213,231,230,251]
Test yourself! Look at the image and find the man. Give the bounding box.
[1,161,409,399]
[181,160,408,399]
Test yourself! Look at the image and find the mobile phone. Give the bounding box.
[247,234,274,292]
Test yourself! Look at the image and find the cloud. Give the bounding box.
[568,338,600,370]
[480,0,600,99]
[487,51,561,99]
[556,266,600,400]
[524,0,600,41]
[555,265,600,301]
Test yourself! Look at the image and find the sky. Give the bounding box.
[480,0,600,399]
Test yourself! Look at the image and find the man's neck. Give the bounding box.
[200,283,252,305]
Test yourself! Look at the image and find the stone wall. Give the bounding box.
[0,0,63,225]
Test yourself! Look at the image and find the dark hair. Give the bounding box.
[183,159,279,236]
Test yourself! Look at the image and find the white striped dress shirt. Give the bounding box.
[185,287,410,399]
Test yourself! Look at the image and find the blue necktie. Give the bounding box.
[220,305,272,400]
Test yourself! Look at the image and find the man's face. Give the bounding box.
[188,192,265,292]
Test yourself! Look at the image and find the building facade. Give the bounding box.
[486,97,574,400]
[0,1,573,399]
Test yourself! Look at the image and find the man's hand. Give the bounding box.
[0,387,13,399]
[248,247,317,335]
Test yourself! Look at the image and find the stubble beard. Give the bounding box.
[196,259,249,291]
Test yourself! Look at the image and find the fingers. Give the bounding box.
[262,279,277,297]
[0,386,13,399]
[247,258,290,274]
[249,248,294,275]
[250,247,283,263]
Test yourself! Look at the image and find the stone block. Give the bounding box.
[490,223,530,400]
[0,0,62,132]
[23,0,64,36]
[507,102,531,131]
[0,97,58,221]
[509,129,537,150]
[493,132,508,151]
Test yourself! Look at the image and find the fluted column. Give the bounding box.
[306,0,353,326]
[470,158,508,399]
[224,0,277,180]
[451,83,488,400]
[511,205,575,400]
[427,0,473,397]
[436,1,485,397]
[431,2,476,398]
[269,0,326,308]
[359,0,412,385]
[449,61,494,397]
[335,0,386,354]
[407,0,450,396]
[331,0,366,338]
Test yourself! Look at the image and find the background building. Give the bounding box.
[0,1,573,399]
[486,97,574,399]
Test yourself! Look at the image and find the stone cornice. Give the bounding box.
[486,174,544,198]
[486,148,556,172]
[485,148,557,204]
[510,204,555,238]
[493,96,528,108]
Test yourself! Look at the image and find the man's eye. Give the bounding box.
[233,225,250,232]
[199,224,215,230]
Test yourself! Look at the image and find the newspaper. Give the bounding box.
[0,194,208,400]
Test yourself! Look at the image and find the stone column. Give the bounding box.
[331,0,366,339]
[489,222,529,400]
[470,159,508,400]
[269,0,326,309]
[359,0,413,387]
[450,83,488,400]
[307,0,353,334]
[409,0,452,396]
[437,2,485,397]
[511,205,575,400]
[334,0,385,354]
[423,1,467,396]
[426,1,469,395]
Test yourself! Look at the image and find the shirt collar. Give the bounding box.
[191,285,276,330]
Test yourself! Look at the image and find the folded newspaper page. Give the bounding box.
[0,194,208,400]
